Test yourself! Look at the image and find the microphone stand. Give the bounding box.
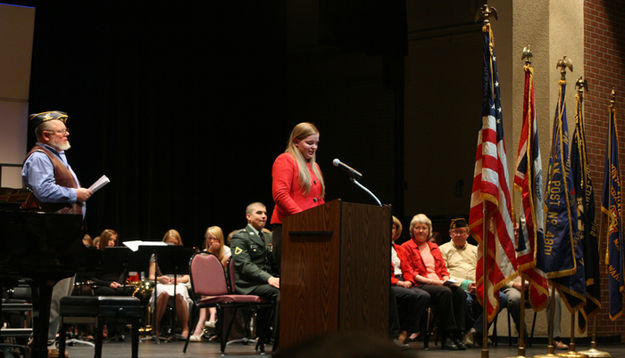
[349,177,382,207]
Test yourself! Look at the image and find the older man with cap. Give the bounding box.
[21,110,92,357]
[439,218,514,347]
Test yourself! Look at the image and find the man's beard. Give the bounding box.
[50,137,71,151]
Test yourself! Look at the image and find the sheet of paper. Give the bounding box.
[123,240,167,252]
[88,175,110,193]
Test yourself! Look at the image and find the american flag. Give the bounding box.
[513,64,549,311]
[469,23,518,322]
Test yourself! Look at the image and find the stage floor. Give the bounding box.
[57,339,623,358]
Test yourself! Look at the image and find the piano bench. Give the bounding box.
[58,296,143,358]
[0,327,33,337]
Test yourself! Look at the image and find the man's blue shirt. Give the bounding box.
[21,142,85,216]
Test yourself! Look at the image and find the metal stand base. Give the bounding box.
[534,353,559,358]
[556,352,587,358]
[577,348,611,358]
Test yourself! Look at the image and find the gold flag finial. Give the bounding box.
[610,88,616,107]
[575,76,588,94]
[522,45,533,65]
[475,4,498,24]
[556,56,573,81]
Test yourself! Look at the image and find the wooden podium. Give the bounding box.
[279,199,391,349]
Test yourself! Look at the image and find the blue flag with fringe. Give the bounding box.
[539,79,585,312]
[601,95,624,321]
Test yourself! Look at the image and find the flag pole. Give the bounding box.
[556,312,584,358]
[475,5,498,358]
[482,207,489,358]
[533,282,558,358]
[535,55,574,358]
[506,45,534,358]
[551,77,588,358]
[578,316,611,357]
[578,90,616,358]
[506,275,528,358]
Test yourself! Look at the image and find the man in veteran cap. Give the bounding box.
[21,110,92,357]
[439,218,512,347]
[22,111,92,214]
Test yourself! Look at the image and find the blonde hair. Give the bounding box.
[409,213,432,239]
[162,229,183,246]
[204,226,226,261]
[392,216,403,241]
[285,122,325,197]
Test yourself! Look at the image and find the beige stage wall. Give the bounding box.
[0,4,35,188]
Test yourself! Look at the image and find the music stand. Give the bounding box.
[146,245,194,340]
[129,243,163,343]
[101,247,134,285]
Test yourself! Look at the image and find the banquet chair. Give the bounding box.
[183,253,272,354]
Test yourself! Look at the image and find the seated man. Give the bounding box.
[231,202,279,344]
[440,218,515,347]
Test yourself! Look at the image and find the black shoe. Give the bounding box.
[454,337,466,350]
[392,339,411,350]
[442,336,459,350]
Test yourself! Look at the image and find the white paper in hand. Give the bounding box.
[88,175,110,193]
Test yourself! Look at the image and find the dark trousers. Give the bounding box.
[389,288,400,338]
[248,284,279,348]
[419,284,466,335]
[391,285,430,334]
[271,224,282,275]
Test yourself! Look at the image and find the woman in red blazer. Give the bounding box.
[400,213,467,350]
[390,216,430,344]
[270,122,325,269]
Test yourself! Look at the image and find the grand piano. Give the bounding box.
[0,188,101,358]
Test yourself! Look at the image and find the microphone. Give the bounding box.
[332,158,363,179]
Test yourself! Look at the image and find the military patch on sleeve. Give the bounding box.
[234,247,243,255]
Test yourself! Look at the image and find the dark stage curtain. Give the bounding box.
[21,0,405,248]
[26,1,288,247]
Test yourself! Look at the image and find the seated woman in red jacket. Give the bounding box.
[400,213,467,350]
[270,122,325,270]
[390,216,430,344]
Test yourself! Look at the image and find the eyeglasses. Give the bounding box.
[44,128,69,135]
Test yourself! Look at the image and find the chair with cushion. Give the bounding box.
[182,253,272,354]
[225,256,262,346]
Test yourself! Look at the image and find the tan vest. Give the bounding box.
[21,145,82,215]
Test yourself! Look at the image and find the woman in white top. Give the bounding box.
[149,229,191,339]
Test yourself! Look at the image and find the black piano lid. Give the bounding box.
[0,210,101,281]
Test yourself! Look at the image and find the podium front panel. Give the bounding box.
[280,200,390,350]
[338,202,390,334]
[280,200,342,349]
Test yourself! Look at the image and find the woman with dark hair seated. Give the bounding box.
[92,229,134,296]
[400,213,467,350]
